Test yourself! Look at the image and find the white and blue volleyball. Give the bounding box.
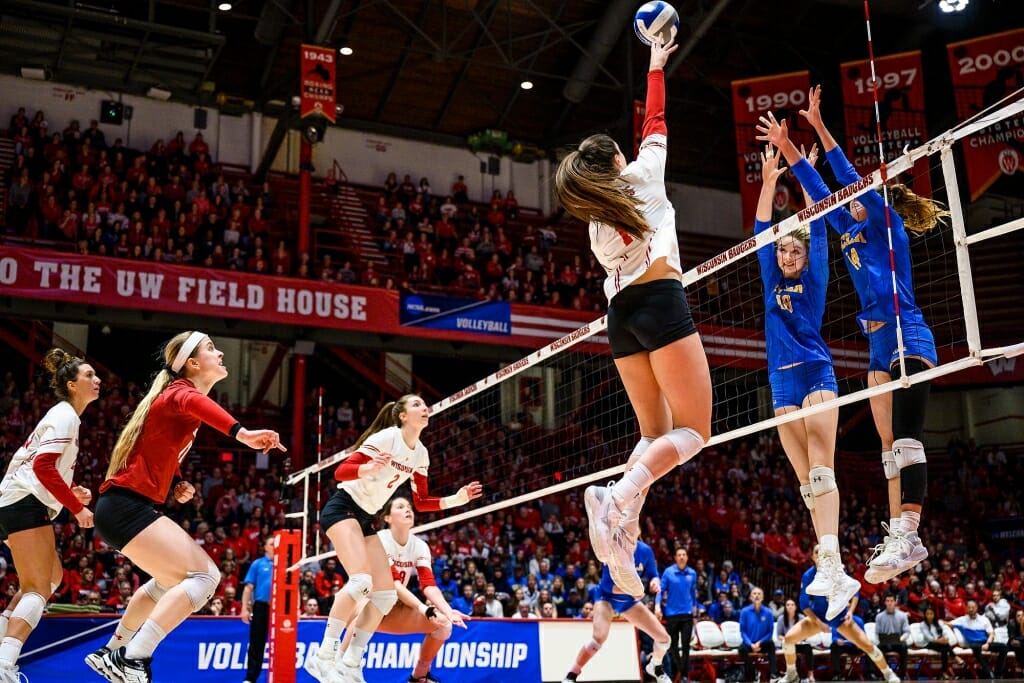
[633,1,680,46]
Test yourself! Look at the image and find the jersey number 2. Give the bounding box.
[386,474,401,489]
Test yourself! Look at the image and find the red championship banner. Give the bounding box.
[840,51,930,196]
[299,44,337,123]
[732,71,814,232]
[947,28,1024,199]
[632,98,645,158]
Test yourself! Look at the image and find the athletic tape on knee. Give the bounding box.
[344,573,372,601]
[893,439,926,469]
[783,642,795,656]
[584,638,602,654]
[142,579,168,602]
[631,437,655,459]
[11,592,46,630]
[664,427,705,466]
[809,467,838,497]
[369,589,398,615]
[183,561,221,612]
[881,450,899,480]
[799,484,815,511]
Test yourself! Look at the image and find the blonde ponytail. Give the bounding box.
[107,331,195,478]
[890,184,950,236]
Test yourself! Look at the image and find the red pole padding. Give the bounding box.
[268,530,301,683]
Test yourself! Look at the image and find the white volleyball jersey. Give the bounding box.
[340,426,429,515]
[378,528,432,587]
[588,133,682,302]
[0,401,80,517]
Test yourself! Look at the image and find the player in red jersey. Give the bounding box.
[0,349,101,683]
[304,395,482,683]
[84,331,284,683]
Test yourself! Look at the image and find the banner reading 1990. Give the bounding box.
[840,51,931,196]
[946,28,1024,199]
[731,71,815,232]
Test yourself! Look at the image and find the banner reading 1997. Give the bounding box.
[840,51,931,196]
[946,28,1024,199]
[731,71,814,232]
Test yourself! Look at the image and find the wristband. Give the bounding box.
[229,423,243,438]
[425,606,437,619]
[441,489,470,510]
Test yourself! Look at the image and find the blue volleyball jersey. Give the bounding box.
[755,217,833,372]
[599,540,658,594]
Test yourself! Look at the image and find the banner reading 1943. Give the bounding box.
[299,44,337,124]
[946,28,1024,199]
[840,50,931,196]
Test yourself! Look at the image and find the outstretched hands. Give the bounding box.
[802,142,820,169]
[755,111,789,148]
[649,37,678,72]
[761,144,786,185]
[800,85,824,130]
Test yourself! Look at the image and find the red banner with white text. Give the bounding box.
[732,71,814,232]
[299,44,337,123]
[840,51,931,196]
[947,28,1024,199]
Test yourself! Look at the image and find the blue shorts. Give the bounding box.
[595,586,642,615]
[812,604,851,630]
[769,361,838,410]
[867,320,937,373]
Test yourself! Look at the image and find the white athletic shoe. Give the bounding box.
[645,660,672,683]
[608,527,644,598]
[866,527,927,584]
[336,658,367,683]
[85,646,117,681]
[305,653,337,683]
[585,484,621,563]
[825,568,861,621]
[805,550,836,596]
[0,663,26,683]
[883,668,901,683]
[770,670,798,683]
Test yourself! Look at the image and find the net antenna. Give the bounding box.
[286,94,1024,564]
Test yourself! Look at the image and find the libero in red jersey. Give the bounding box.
[88,331,284,683]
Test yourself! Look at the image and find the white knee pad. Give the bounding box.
[183,560,221,612]
[369,589,398,616]
[783,641,796,655]
[881,450,899,480]
[809,467,838,497]
[664,427,705,466]
[893,439,926,469]
[142,578,168,602]
[12,592,46,629]
[583,638,602,654]
[343,573,372,601]
[631,437,655,459]
[799,484,815,511]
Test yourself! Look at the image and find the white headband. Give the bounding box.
[170,331,208,373]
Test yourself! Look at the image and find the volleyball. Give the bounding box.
[633,1,679,47]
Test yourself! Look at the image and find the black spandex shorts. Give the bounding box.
[0,494,53,540]
[320,488,377,537]
[94,486,162,551]
[606,278,698,359]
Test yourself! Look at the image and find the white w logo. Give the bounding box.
[989,357,1016,376]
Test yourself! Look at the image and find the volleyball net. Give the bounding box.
[286,91,1024,565]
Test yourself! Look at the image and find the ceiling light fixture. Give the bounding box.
[938,0,968,13]
[147,87,172,101]
[19,67,48,80]
[339,46,353,56]
[520,80,534,90]
[218,2,233,10]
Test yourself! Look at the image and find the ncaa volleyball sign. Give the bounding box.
[633,1,679,46]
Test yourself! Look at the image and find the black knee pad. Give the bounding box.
[900,462,928,506]
[890,357,931,441]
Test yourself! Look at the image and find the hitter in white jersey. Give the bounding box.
[0,349,100,683]
[338,497,465,683]
[305,395,482,683]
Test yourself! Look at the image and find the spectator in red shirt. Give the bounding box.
[188,133,209,158]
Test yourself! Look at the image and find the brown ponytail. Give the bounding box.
[889,184,950,236]
[43,348,84,402]
[351,394,418,450]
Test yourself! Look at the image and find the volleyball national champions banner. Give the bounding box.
[300,44,337,123]
[946,28,1024,199]
[839,51,931,196]
[731,70,814,232]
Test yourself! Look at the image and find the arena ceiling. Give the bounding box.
[1,0,1022,189]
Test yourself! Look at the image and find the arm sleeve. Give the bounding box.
[416,566,437,588]
[628,71,668,183]
[32,451,84,514]
[805,218,830,297]
[411,472,444,512]
[642,70,667,139]
[790,158,856,236]
[178,389,240,435]
[824,146,888,218]
[755,218,780,291]
[334,452,371,481]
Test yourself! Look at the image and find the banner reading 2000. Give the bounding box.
[732,71,814,232]
[947,28,1024,199]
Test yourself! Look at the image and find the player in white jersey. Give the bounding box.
[0,348,100,683]
[306,395,482,683]
[553,38,712,599]
[336,497,464,683]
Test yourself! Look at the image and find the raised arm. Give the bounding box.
[755,144,786,286]
[411,472,483,512]
[800,85,840,154]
